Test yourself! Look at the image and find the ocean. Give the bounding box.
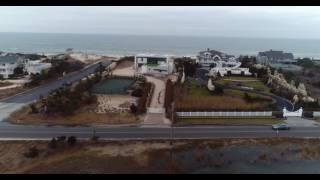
[0,32,320,58]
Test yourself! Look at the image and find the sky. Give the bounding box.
[0,6,320,39]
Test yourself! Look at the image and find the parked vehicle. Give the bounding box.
[63,81,72,87]
[272,123,290,130]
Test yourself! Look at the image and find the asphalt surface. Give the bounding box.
[0,125,320,140]
[2,61,111,104]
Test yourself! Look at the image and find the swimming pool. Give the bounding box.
[92,78,134,94]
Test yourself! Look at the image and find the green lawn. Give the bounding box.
[187,79,272,102]
[188,79,211,97]
[219,76,258,81]
[224,89,272,101]
[175,117,284,126]
[216,77,271,92]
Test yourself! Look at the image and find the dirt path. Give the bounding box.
[111,65,171,126]
[112,66,135,77]
[142,76,172,126]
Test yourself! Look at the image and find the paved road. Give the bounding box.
[0,61,111,121]
[0,124,320,140]
[223,85,294,111]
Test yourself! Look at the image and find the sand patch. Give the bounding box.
[95,95,138,114]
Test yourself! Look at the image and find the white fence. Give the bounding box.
[283,107,303,118]
[176,111,273,118]
[313,112,320,117]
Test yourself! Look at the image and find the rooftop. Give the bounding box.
[0,55,21,64]
[198,48,234,58]
[258,49,294,59]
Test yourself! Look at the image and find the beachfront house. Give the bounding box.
[257,50,296,65]
[24,60,52,75]
[134,54,175,75]
[0,54,52,78]
[0,54,26,78]
[257,50,301,71]
[196,48,237,68]
[197,48,252,77]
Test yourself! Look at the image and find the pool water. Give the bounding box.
[92,78,134,94]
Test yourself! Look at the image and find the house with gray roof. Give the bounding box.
[0,54,26,78]
[196,48,236,68]
[257,49,295,65]
[0,54,52,78]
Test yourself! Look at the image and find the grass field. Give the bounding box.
[216,77,271,92]
[174,79,273,111]
[175,117,284,126]
[8,104,140,126]
[224,89,272,101]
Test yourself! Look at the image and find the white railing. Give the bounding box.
[313,112,320,117]
[283,107,303,118]
[176,111,273,117]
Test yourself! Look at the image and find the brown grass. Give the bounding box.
[0,81,13,87]
[115,60,134,69]
[0,87,26,100]
[8,104,140,126]
[175,95,265,111]
[3,138,320,173]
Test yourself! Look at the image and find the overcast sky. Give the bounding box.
[0,6,319,39]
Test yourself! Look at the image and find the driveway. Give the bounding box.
[143,76,171,126]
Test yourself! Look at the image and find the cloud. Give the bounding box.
[0,6,319,39]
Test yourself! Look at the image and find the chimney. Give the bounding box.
[207,48,210,51]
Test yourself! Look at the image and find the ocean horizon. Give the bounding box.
[0,32,320,59]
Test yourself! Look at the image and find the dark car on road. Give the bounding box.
[63,81,72,87]
[272,123,290,130]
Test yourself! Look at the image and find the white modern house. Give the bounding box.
[197,49,252,77]
[134,54,175,75]
[0,54,52,78]
[196,48,236,68]
[24,60,52,75]
[0,55,25,78]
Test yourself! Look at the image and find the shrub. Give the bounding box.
[24,147,39,158]
[303,111,314,118]
[41,74,99,114]
[244,93,253,102]
[14,66,24,75]
[67,136,77,146]
[136,82,152,114]
[174,57,197,77]
[91,135,100,142]
[57,136,66,142]
[131,88,143,97]
[272,111,283,118]
[130,103,138,114]
[48,138,57,149]
[213,85,224,95]
[164,79,174,109]
[29,103,39,114]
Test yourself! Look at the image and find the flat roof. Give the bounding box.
[0,55,20,64]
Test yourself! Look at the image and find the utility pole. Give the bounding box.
[169,101,175,174]
[170,101,175,145]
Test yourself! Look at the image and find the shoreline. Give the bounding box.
[1,48,320,60]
